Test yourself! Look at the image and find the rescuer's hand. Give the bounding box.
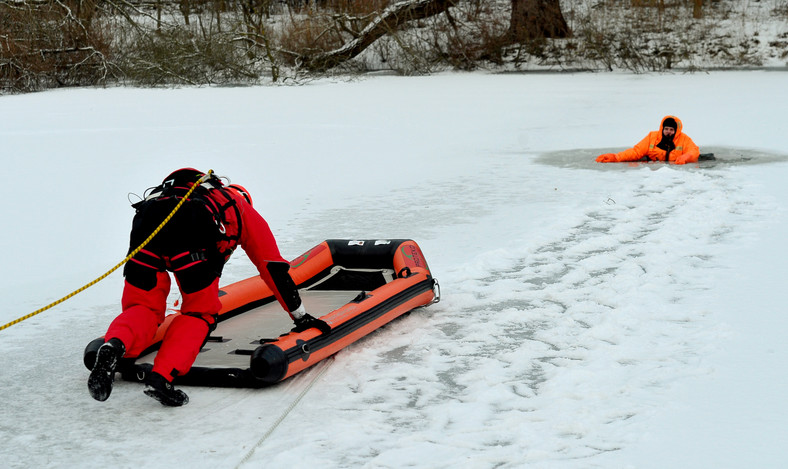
[596,153,618,163]
[292,314,331,334]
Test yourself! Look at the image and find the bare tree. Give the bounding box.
[298,0,459,71]
[66,0,102,29]
[1,0,117,92]
[298,0,572,72]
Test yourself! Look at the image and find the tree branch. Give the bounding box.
[298,0,459,72]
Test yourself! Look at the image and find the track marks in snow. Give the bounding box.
[251,166,769,468]
[427,168,757,462]
[287,167,760,467]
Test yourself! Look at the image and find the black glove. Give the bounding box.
[292,314,331,334]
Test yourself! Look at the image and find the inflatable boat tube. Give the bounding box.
[84,239,439,388]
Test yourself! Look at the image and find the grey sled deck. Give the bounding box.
[137,290,362,369]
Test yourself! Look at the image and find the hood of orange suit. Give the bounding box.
[659,115,683,140]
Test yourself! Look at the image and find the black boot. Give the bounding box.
[143,372,189,407]
[88,338,125,402]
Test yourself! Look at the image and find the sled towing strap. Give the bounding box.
[0,170,215,332]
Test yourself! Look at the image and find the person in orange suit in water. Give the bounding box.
[596,116,700,165]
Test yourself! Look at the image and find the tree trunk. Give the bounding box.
[509,0,569,43]
[180,0,191,25]
[299,0,459,72]
[693,0,703,19]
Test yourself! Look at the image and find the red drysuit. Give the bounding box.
[103,169,301,382]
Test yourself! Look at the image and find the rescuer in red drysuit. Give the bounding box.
[88,168,329,406]
[596,115,700,165]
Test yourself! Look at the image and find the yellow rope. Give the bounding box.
[0,170,214,332]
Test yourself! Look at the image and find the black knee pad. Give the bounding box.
[174,260,218,294]
[123,261,160,291]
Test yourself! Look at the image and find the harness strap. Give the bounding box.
[170,250,208,272]
[134,177,243,261]
[181,311,218,328]
[130,249,208,272]
[201,186,243,243]
[130,249,166,271]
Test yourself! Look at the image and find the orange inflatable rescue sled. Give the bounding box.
[84,239,440,388]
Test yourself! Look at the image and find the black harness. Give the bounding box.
[133,175,243,260]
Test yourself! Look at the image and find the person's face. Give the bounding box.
[663,126,676,138]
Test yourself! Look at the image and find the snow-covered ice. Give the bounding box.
[1,71,787,468]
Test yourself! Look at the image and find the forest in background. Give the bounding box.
[1,0,787,93]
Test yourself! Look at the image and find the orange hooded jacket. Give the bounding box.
[598,116,700,164]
